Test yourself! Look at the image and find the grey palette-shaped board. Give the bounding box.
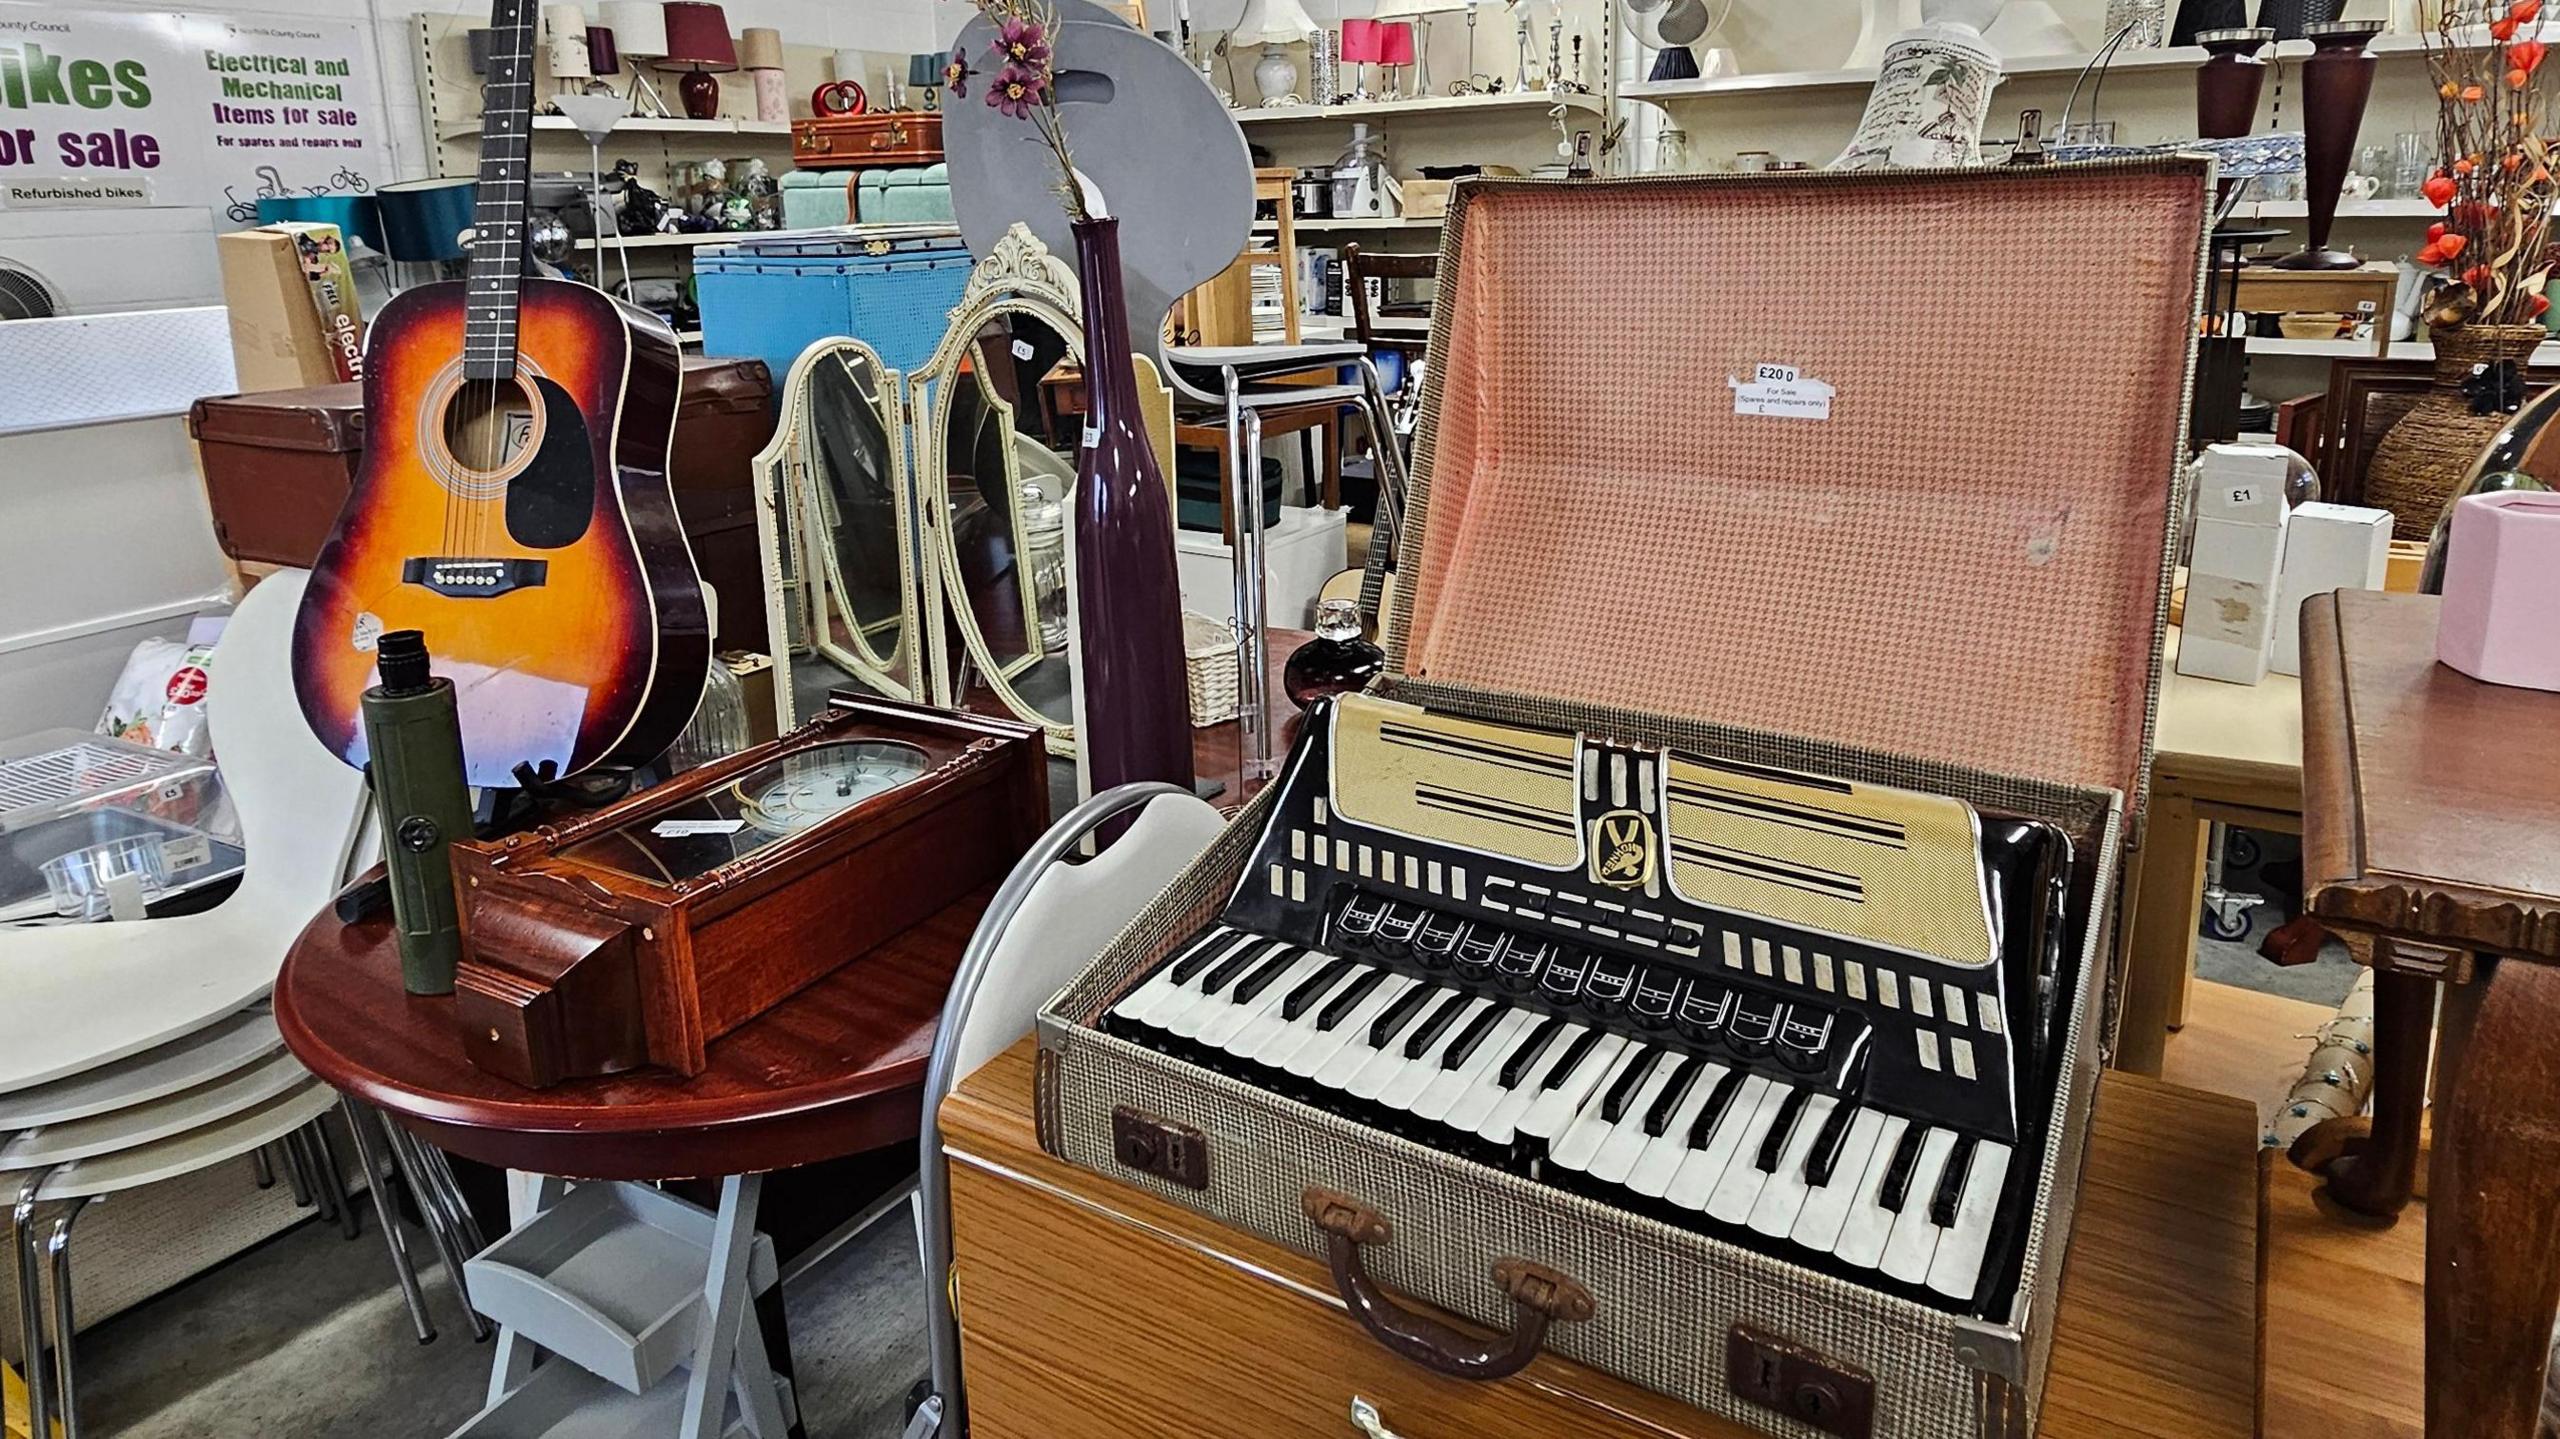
[945,0,1254,351]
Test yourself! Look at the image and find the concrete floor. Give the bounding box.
[71,1195,925,1438]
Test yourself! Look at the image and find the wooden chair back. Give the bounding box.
[1344,242,1437,361]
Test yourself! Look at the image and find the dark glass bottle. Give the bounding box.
[1284,599,1386,709]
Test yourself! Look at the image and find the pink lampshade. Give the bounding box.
[1378,21,1414,64]
[659,1,737,71]
[1339,18,1382,62]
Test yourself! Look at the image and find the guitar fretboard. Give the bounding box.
[464,0,536,382]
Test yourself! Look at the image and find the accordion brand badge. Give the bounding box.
[1588,810,1657,890]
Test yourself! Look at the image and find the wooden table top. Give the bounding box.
[942,1041,2261,1439]
[275,886,991,1182]
[2156,625,2305,809]
[2300,590,2560,960]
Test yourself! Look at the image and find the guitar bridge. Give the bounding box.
[402,557,549,598]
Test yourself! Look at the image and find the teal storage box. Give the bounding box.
[856,164,955,225]
[695,228,972,378]
[778,170,851,229]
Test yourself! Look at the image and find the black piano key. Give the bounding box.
[1878,1123,1929,1213]
[1401,992,1474,1058]
[1643,1056,1706,1137]
[1686,1067,1750,1146]
[1597,1048,1660,1123]
[1930,1135,1979,1229]
[1802,1098,1862,1187]
[1755,1085,1814,1173]
[1281,957,1357,1021]
[1168,928,1238,984]
[1202,940,1271,996]
[1368,984,1436,1048]
[1229,945,1304,1005]
[1316,967,1389,1031]
[1539,1028,1604,1090]
[1439,1003,1510,1069]
[1496,1016,1566,1087]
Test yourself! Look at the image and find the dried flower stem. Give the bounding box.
[2420,2,2557,327]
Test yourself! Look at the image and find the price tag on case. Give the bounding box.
[2228,484,2259,507]
[1729,363,1835,421]
[653,819,746,837]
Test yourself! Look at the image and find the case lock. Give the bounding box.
[1111,1106,1209,1189]
[1728,1324,1875,1439]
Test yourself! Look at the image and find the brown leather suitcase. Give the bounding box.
[790,111,944,170]
[189,356,778,651]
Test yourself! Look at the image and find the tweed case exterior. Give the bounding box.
[1036,162,2202,1438]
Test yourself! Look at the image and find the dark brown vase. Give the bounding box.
[1068,216,1196,811]
[2269,18,2380,271]
[2366,323,2550,540]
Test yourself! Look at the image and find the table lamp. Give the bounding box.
[738,26,786,122]
[659,2,737,121]
[1339,16,1381,101]
[1378,21,1416,98]
[600,0,671,115]
[586,25,620,89]
[543,4,592,95]
[910,52,949,111]
[1233,0,1320,104]
[1372,0,1467,96]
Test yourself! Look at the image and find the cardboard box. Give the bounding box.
[723,651,778,746]
[2181,515,2289,684]
[1400,179,1452,220]
[2271,502,2392,675]
[217,225,355,392]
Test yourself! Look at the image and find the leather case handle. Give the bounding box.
[1302,1187,1594,1382]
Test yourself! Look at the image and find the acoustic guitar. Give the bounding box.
[1314,437,1401,639]
[293,0,706,789]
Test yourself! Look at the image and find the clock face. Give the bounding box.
[740,740,929,835]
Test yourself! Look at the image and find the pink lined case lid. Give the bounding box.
[1391,161,2209,806]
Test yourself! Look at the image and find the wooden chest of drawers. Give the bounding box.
[939,1041,2258,1439]
[790,111,944,171]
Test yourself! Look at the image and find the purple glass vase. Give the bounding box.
[1069,216,1196,805]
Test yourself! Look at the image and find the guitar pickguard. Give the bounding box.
[504,375,598,549]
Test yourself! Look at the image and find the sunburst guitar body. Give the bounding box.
[294,277,708,788]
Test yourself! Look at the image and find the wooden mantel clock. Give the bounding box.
[452,695,1048,1088]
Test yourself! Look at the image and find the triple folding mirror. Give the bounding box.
[755,224,1174,764]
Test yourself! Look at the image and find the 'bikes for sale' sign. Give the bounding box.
[0,6,385,221]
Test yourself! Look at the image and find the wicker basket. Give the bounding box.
[2366,323,2549,540]
[1181,611,1241,727]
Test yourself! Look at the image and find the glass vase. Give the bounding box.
[1067,216,1195,810]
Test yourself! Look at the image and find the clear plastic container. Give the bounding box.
[0,730,241,921]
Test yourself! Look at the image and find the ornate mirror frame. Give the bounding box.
[913,223,1084,752]
[752,335,919,731]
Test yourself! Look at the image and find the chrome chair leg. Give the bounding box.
[308,1120,360,1240]
[341,1099,436,1344]
[251,1145,276,1189]
[382,1124,490,1340]
[13,1170,54,1439]
[416,1141,486,1256]
[292,1130,340,1228]
[46,1198,87,1439]
[277,1138,313,1207]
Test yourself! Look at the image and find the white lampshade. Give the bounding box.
[602,0,669,59]
[545,3,594,77]
[1233,0,1320,45]
[833,47,866,82]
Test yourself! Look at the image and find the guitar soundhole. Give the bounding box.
[442,377,541,477]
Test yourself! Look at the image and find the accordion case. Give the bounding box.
[1036,160,2208,1439]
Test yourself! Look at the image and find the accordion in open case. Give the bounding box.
[1036,159,2208,1439]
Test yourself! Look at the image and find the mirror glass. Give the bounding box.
[763,340,913,714]
[932,305,1079,731]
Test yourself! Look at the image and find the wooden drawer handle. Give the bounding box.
[1302,1187,1595,1382]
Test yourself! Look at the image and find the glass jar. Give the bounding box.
[1021,475,1071,657]
[1283,598,1386,709]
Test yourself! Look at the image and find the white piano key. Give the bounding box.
[1515,1033,1629,1142]
[1926,1141,2014,1301]
[1164,941,1295,1040]
[1833,1115,1913,1269]
[1284,973,1417,1079]
[1200,953,1331,1051]
[1586,1053,1686,1186]
[1379,998,1496,1111]
[1113,928,1250,1027]
[1624,1061,1727,1199]
[1475,1023,1590,1146]
[1791,1108,1888,1254]
[1705,1082,1793,1224]
[1242,962,1366,1068]
[1445,1019,1560,1134]
[1747,1094,1836,1238]
[1881,1128,1960,1285]
[1547,1046,1651,1172]
[1664,1075,1772,1212]
[1412,1008,1533,1124]
[1345,988,1456,1101]
[1312,984,1429,1090]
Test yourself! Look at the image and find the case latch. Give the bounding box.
[1728,1324,1875,1439]
[1111,1106,1210,1189]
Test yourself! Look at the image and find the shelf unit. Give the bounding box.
[1252,215,1442,233]
[436,114,795,144]
[1233,89,1603,126]
[2247,334,2560,361]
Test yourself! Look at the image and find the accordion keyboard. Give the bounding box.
[1102,693,2077,1319]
